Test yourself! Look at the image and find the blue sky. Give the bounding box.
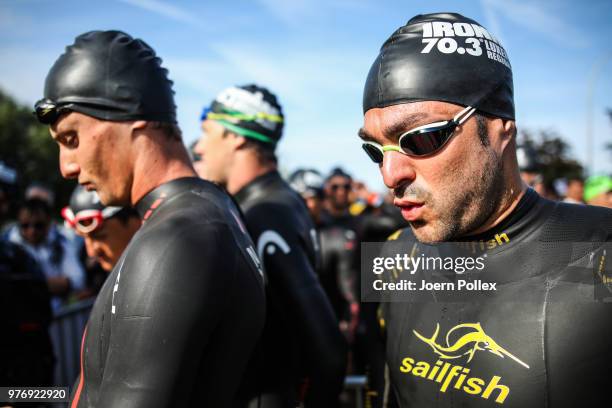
[1,0,610,191]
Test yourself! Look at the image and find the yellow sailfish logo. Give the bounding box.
[413,323,530,369]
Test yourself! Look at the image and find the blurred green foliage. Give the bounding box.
[518,128,584,186]
[0,89,75,213]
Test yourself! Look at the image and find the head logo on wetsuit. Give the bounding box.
[414,323,529,369]
[257,230,291,260]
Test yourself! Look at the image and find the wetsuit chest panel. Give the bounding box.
[382,192,612,408]
[388,298,546,407]
[71,178,265,408]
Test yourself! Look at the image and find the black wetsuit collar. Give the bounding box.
[459,188,543,243]
[234,170,283,206]
[135,177,203,220]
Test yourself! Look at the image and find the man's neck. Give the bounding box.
[226,153,276,195]
[130,139,196,206]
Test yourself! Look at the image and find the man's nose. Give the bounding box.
[84,237,99,258]
[194,136,207,155]
[380,151,416,191]
[59,147,80,179]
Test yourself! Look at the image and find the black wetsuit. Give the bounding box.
[321,204,405,408]
[318,225,358,321]
[0,239,54,387]
[70,177,266,407]
[234,170,346,408]
[321,209,362,238]
[360,202,407,243]
[380,189,612,407]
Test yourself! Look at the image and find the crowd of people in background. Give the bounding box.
[1,8,609,406]
[3,151,609,320]
[2,147,611,402]
[516,145,612,206]
[0,55,610,404]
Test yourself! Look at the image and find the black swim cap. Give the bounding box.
[201,84,284,147]
[363,13,514,120]
[40,30,176,124]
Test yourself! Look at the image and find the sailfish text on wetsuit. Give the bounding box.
[399,322,530,404]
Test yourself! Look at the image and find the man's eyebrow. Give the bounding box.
[50,112,78,139]
[357,128,373,141]
[382,113,428,140]
[51,129,73,141]
[357,112,429,142]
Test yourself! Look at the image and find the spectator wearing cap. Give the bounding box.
[7,198,85,311]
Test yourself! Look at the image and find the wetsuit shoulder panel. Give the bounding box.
[72,178,266,408]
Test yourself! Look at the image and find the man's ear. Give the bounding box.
[131,120,148,132]
[502,120,516,142]
[495,119,516,154]
[230,133,248,150]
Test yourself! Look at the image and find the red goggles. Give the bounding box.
[61,206,121,234]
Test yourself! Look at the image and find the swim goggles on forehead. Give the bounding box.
[61,206,122,234]
[34,99,72,125]
[362,105,477,164]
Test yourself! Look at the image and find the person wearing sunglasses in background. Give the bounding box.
[322,167,360,232]
[6,198,85,311]
[359,12,611,408]
[35,30,265,407]
[193,84,346,408]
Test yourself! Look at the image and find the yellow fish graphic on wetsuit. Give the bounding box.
[413,323,530,369]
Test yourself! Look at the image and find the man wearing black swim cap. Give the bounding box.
[36,30,265,407]
[358,13,612,407]
[194,85,346,407]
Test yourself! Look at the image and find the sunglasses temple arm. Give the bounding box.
[454,106,476,125]
[382,145,401,152]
